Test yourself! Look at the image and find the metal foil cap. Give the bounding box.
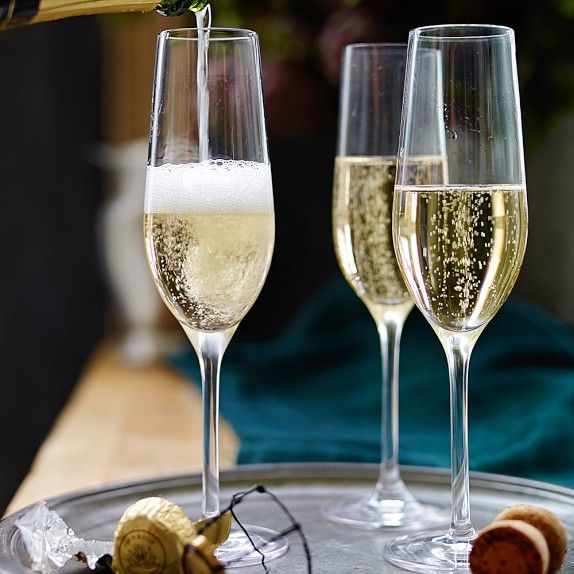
[193,512,232,550]
[183,535,224,574]
[112,497,196,574]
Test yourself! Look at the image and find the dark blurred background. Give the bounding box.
[0,0,573,512]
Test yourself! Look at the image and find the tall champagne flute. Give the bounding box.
[325,43,447,530]
[144,28,288,566]
[385,25,528,572]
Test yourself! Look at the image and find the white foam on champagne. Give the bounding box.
[144,160,273,214]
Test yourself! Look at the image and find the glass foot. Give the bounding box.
[383,530,474,573]
[215,525,289,568]
[323,493,448,531]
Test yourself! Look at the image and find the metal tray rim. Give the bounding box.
[2,463,574,574]
[5,462,573,522]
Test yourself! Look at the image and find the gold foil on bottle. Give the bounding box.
[183,535,224,574]
[112,497,196,574]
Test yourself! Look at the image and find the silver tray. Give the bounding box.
[1,464,573,573]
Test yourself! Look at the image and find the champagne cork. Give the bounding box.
[469,519,549,574]
[112,497,196,574]
[495,505,568,574]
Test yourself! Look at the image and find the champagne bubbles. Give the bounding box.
[394,185,528,331]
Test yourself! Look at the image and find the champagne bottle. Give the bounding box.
[0,0,207,29]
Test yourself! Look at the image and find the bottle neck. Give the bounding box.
[0,0,207,29]
[0,0,41,28]
[157,0,207,16]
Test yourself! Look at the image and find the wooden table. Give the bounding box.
[6,343,239,516]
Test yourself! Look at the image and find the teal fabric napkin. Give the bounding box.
[171,278,574,488]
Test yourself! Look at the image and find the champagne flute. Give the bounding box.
[325,43,447,530]
[385,25,528,572]
[144,28,288,566]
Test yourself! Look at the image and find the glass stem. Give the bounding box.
[441,330,479,541]
[184,325,236,519]
[370,303,411,501]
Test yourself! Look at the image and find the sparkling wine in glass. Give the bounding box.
[324,43,447,530]
[384,25,528,572]
[144,28,288,567]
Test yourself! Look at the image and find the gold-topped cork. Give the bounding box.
[112,497,196,574]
